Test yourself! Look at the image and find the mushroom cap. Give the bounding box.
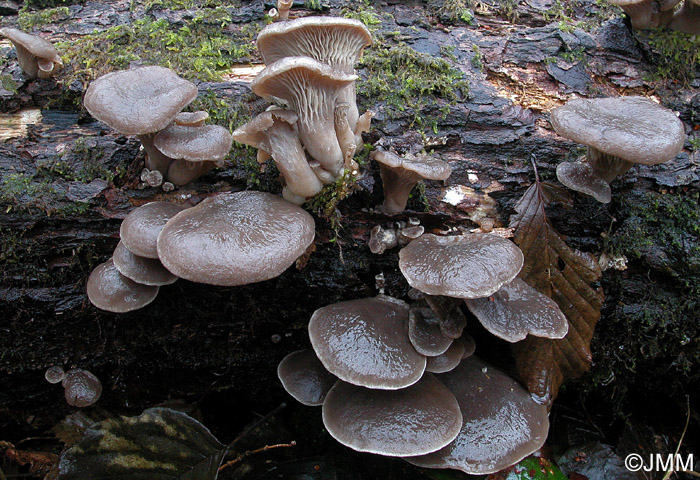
[62,369,102,408]
[251,56,357,113]
[83,66,198,136]
[464,277,569,343]
[372,150,453,182]
[0,27,61,61]
[112,241,178,286]
[153,124,232,162]
[399,234,524,299]
[120,202,187,259]
[156,191,315,286]
[550,97,686,166]
[277,349,337,407]
[405,356,550,475]
[86,259,159,313]
[322,374,462,457]
[408,307,454,357]
[257,17,372,73]
[232,109,299,150]
[309,296,426,390]
[174,110,209,127]
[556,161,612,204]
[425,339,465,374]
[45,366,66,384]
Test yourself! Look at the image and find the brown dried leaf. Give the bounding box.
[509,179,604,404]
[5,448,58,474]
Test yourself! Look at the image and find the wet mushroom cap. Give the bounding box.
[550,96,685,166]
[322,374,462,457]
[112,241,178,286]
[555,161,612,204]
[174,110,209,127]
[408,307,454,357]
[83,66,198,135]
[156,191,315,286]
[86,259,159,313]
[399,234,524,299]
[257,17,372,73]
[425,339,465,374]
[465,277,569,343]
[153,124,232,163]
[62,369,102,408]
[278,349,337,407]
[308,296,426,390]
[120,202,187,259]
[45,366,66,384]
[406,356,549,474]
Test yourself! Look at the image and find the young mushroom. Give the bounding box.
[62,369,102,408]
[83,66,198,178]
[551,96,686,203]
[252,57,358,180]
[371,150,452,214]
[277,349,337,407]
[0,27,63,79]
[86,259,159,313]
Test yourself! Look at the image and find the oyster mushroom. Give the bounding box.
[232,108,323,203]
[120,201,187,259]
[62,369,102,408]
[551,96,686,203]
[83,66,198,177]
[278,349,337,407]
[308,296,426,390]
[0,27,63,79]
[256,16,372,130]
[323,374,462,457]
[112,241,178,286]
[408,306,454,357]
[371,150,452,214]
[86,259,159,313]
[156,191,315,286]
[251,56,357,179]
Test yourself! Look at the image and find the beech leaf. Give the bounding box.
[509,176,604,404]
[58,407,226,480]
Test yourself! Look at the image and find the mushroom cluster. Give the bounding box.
[0,27,63,79]
[551,96,686,203]
[83,66,232,186]
[278,294,550,473]
[233,11,374,204]
[45,366,102,408]
[87,192,315,312]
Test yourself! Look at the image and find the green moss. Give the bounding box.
[22,0,83,8]
[17,6,70,30]
[1,74,18,95]
[641,29,700,84]
[57,6,257,87]
[44,137,116,183]
[340,0,382,32]
[429,0,474,25]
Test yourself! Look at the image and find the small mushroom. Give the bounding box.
[371,150,452,214]
[112,241,178,286]
[399,233,524,299]
[322,374,462,457]
[86,259,159,313]
[425,339,465,374]
[173,110,209,127]
[251,56,357,179]
[0,27,63,79]
[551,96,686,204]
[368,224,399,254]
[405,357,549,475]
[153,122,233,186]
[308,296,426,390]
[45,366,66,384]
[464,277,569,343]
[62,369,102,408]
[669,0,700,34]
[408,307,454,357]
[156,191,315,286]
[233,108,323,202]
[83,66,198,176]
[120,202,187,259]
[278,349,337,407]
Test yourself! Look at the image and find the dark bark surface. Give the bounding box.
[1,0,699,478]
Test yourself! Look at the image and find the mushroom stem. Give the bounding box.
[422,294,467,339]
[618,0,655,28]
[378,165,422,214]
[138,133,173,175]
[334,104,358,172]
[669,0,700,34]
[587,147,633,183]
[166,159,217,186]
[277,0,293,21]
[267,125,324,198]
[354,110,374,149]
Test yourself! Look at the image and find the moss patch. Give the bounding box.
[17,6,71,30]
[640,29,700,84]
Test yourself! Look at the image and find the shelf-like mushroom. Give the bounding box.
[278,349,337,407]
[112,241,178,287]
[120,202,187,259]
[0,27,63,79]
[86,259,159,313]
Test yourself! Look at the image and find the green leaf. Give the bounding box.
[58,407,226,480]
[493,456,567,480]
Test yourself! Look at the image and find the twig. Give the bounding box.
[662,396,697,480]
[217,441,297,473]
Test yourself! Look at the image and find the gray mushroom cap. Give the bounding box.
[408,307,454,357]
[405,356,550,475]
[555,161,612,204]
[86,259,159,313]
[465,277,569,343]
[550,97,685,166]
[174,110,209,127]
[308,296,426,390]
[322,374,462,457]
[399,234,524,299]
[112,241,178,286]
[62,369,102,408]
[156,191,315,286]
[425,339,465,374]
[120,202,187,259]
[0,27,62,79]
[153,124,232,163]
[277,349,337,407]
[83,66,198,135]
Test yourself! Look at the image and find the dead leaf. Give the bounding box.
[5,447,58,474]
[509,174,604,404]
